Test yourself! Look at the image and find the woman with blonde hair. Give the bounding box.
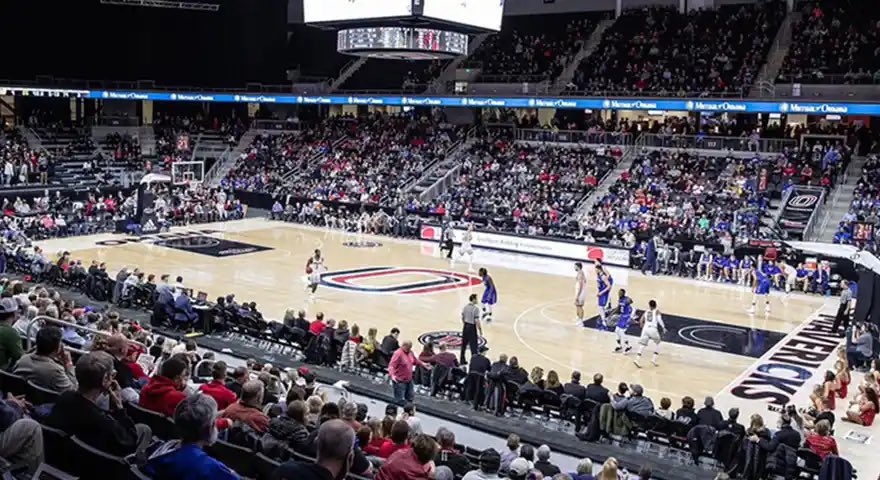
[835,359,851,399]
[545,370,564,396]
[747,413,771,442]
[359,327,379,361]
[596,457,618,480]
[304,395,324,429]
[530,366,545,389]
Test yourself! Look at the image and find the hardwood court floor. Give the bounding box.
[41,218,826,402]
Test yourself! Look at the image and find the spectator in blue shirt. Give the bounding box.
[145,394,239,480]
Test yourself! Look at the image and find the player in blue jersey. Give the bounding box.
[749,262,772,315]
[739,255,754,286]
[595,262,613,330]
[725,254,739,284]
[609,289,633,353]
[712,253,727,282]
[763,260,784,289]
[478,267,497,322]
[697,250,712,280]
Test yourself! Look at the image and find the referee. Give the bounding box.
[461,294,482,364]
[832,279,854,334]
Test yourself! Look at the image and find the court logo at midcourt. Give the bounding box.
[320,266,482,295]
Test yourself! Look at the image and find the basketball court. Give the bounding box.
[38,217,880,475]
[36,217,827,397]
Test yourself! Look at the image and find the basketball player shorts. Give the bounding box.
[482,290,497,305]
[309,272,321,285]
[575,293,586,307]
[598,294,609,308]
[756,282,770,295]
[614,325,628,336]
[461,243,473,255]
[607,314,620,329]
[639,328,661,346]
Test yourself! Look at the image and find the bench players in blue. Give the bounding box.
[478,267,497,322]
[609,289,634,353]
[595,261,613,330]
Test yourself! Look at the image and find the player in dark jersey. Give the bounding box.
[749,262,772,315]
[478,267,497,322]
[609,288,633,353]
[595,262,613,330]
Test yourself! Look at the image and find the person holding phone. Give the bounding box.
[13,325,77,392]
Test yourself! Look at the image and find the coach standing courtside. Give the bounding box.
[460,294,482,365]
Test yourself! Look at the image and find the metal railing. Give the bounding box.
[638,133,796,154]
[400,127,472,193]
[0,77,331,95]
[776,74,880,85]
[515,129,633,146]
[556,88,754,99]
[252,119,305,131]
[802,186,828,242]
[24,315,148,355]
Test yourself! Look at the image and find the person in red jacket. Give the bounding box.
[198,361,237,410]
[220,380,270,433]
[378,420,410,458]
[309,312,326,336]
[376,434,437,480]
[139,356,189,417]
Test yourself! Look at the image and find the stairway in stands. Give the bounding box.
[816,155,867,242]
[206,129,257,187]
[192,130,230,171]
[749,9,800,97]
[405,133,477,203]
[36,126,107,188]
[552,18,615,93]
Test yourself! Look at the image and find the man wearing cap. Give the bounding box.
[506,457,531,480]
[0,298,22,369]
[462,448,503,480]
[610,383,654,417]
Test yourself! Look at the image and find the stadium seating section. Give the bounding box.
[570,3,784,96]
[430,135,618,234]
[463,14,601,82]
[780,0,880,83]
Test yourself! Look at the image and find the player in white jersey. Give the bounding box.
[452,223,475,272]
[305,249,325,300]
[574,262,587,325]
[633,299,665,368]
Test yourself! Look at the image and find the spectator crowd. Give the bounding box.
[569,3,784,96]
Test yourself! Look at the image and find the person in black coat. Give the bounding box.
[46,351,149,458]
[675,396,698,426]
[489,354,509,377]
[379,328,400,355]
[506,357,528,385]
[563,371,587,401]
[756,414,801,452]
[697,396,724,429]
[468,347,491,375]
[434,428,471,478]
[719,407,746,438]
[584,373,610,404]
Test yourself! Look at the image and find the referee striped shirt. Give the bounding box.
[462,304,480,325]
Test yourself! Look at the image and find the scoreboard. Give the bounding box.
[337,27,468,59]
[0,87,88,98]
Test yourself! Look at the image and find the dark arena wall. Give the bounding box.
[1,0,288,88]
